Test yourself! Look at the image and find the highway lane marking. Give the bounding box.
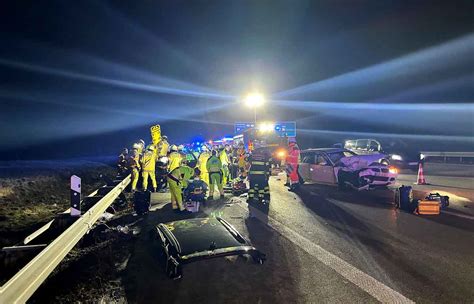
[237,202,414,304]
[442,210,474,220]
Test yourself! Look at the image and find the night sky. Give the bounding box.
[0,0,473,159]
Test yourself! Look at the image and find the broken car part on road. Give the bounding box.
[152,217,266,279]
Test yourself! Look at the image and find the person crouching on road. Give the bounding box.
[141,144,158,192]
[184,168,208,203]
[128,147,141,192]
[207,150,224,200]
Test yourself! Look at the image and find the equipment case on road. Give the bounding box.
[134,190,151,215]
[417,200,440,215]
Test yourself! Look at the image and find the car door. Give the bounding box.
[310,153,337,184]
[298,152,314,182]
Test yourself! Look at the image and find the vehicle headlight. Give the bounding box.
[388,166,398,174]
[276,149,287,159]
[391,154,403,161]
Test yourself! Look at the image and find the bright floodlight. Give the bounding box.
[244,93,265,108]
[258,122,275,133]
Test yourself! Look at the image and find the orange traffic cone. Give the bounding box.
[416,162,428,185]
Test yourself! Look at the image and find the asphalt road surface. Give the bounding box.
[118,175,474,303]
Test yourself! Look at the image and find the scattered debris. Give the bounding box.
[99,212,114,222]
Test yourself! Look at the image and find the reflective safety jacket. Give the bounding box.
[286,147,300,168]
[141,150,157,172]
[206,156,222,173]
[168,152,182,172]
[248,149,271,176]
[219,150,229,166]
[237,148,247,168]
[286,146,300,183]
[198,152,210,171]
[159,140,169,157]
[169,164,193,181]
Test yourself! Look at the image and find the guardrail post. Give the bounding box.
[71,175,81,216]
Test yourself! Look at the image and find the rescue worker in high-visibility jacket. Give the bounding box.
[248,147,272,202]
[158,136,169,157]
[168,145,182,172]
[219,144,230,186]
[167,166,187,212]
[207,150,224,199]
[286,141,301,190]
[167,162,195,212]
[179,161,195,190]
[237,144,247,172]
[141,145,158,192]
[128,148,141,192]
[198,146,211,186]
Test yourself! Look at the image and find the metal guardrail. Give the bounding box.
[420,151,474,158]
[23,188,100,245]
[420,151,474,165]
[0,175,131,304]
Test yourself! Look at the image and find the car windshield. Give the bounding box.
[327,151,356,163]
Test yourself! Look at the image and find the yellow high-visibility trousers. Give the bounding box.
[142,171,157,190]
[200,168,209,186]
[221,165,229,186]
[209,172,223,198]
[168,178,184,211]
[131,168,140,191]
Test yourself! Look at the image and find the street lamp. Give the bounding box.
[244,93,265,124]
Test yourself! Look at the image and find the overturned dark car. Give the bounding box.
[152,217,266,279]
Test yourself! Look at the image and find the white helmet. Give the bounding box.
[170,145,178,152]
[132,143,141,150]
[147,145,155,151]
[178,145,184,151]
[201,146,208,152]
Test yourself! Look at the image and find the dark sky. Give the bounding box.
[0,0,473,158]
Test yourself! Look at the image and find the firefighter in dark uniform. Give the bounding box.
[247,147,272,203]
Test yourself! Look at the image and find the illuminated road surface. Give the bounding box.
[94,177,474,303]
[112,175,474,303]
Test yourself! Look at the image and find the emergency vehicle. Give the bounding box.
[233,121,296,161]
